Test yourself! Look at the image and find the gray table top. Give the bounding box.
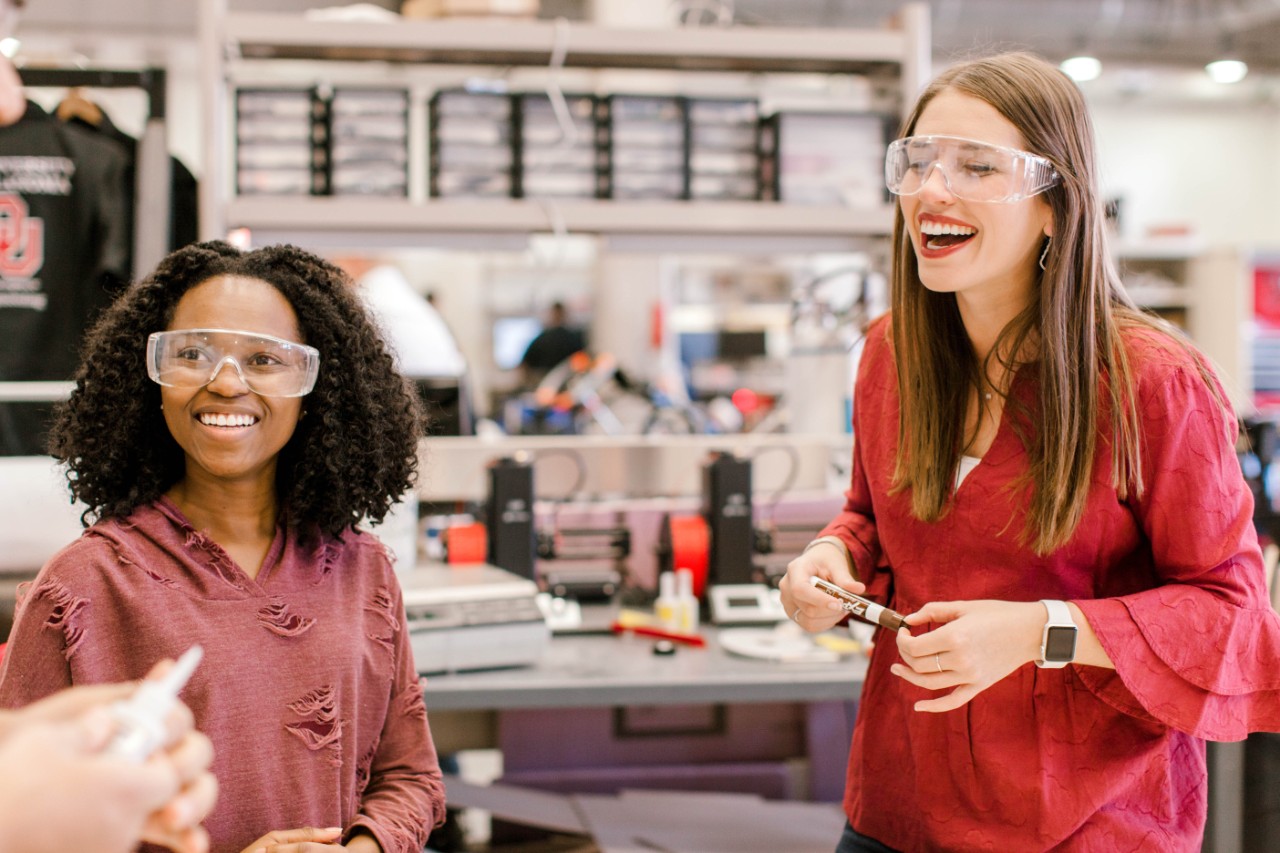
[421,627,867,711]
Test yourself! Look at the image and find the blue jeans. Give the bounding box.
[835,822,900,853]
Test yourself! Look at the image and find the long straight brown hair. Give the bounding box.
[889,52,1190,555]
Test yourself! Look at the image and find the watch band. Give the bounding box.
[1036,599,1078,669]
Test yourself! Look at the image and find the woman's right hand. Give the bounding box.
[778,539,865,632]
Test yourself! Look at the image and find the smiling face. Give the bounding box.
[900,89,1055,312]
[160,275,305,493]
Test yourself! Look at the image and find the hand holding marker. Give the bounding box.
[810,577,907,631]
[106,645,204,762]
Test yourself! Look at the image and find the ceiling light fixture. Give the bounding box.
[0,38,18,58]
[1205,58,1248,84]
[1060,55,1102,82]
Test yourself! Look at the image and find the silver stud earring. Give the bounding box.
[1039,237,1051,271]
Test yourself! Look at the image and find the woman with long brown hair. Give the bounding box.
[781,51,1280,852]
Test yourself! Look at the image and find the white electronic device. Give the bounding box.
[707,583,788,626]
[535,592,584,633]
[402,563,551,674]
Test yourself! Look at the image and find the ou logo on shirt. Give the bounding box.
[0,193,44,279]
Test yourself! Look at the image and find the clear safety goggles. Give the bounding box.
[146,328,320,398]
[885,135,1060,203]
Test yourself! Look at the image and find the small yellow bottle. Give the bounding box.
[675,567,699,634]
[654,570,678,630]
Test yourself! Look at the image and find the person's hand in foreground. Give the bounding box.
[0,662,217,853]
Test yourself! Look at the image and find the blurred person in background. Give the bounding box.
[519,300,586,389]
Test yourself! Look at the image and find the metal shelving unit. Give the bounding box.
[222,13,919,74]
[197,0,930,249]
[225,196,899,246]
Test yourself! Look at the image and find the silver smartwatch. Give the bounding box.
[1035,599,1077,668]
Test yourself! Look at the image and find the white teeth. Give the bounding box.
[199,413,256,427]
[920,221,976,236]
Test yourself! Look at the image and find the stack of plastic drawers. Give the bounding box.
[517,93,601,199]
[687,98,759,201]
[429,90,513,198]
[605,95,686,200]
[329,88,409,197]
[236,88,322,196]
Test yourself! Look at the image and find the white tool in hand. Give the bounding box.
[105,645,203,762]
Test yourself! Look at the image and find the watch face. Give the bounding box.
[1044,625,1077,662]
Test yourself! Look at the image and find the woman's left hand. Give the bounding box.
[891,599,1046,712]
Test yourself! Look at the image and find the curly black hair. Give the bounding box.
[49,241,424,537]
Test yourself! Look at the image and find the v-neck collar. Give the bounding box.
[155,495,288,594]
[952,363,1032,496]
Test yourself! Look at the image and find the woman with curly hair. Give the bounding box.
[0,241,445,853]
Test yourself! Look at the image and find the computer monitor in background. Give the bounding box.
[493,316,543,370]
[716,329,768,362]
[679,329,769,367]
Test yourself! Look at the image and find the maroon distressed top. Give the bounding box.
[827,317,1280,852]
[0,498,445,853]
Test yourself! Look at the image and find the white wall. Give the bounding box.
[1090,96,1280,249]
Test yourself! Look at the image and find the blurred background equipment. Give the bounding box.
[402,562,551,674]
[334,255,474,436]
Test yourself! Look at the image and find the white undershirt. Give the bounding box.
[956,454,981,489]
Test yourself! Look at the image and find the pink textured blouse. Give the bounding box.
[0,498,445,853]
[826,317,1280,852]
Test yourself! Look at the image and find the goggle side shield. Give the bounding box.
[146,329,320,397]
[885,135,1060,203]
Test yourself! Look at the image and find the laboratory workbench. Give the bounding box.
[421,626,866,711]
[420,626,1247,853]
[422,623,864,805]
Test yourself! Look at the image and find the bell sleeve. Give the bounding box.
[1073,361,1280,740]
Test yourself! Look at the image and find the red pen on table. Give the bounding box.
[611,621,706,647]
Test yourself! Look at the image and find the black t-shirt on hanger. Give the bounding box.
[66,109,200,255]
[0,101,131,456]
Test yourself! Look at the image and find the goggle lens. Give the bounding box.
[885,135,1059,203]
[146,329,320,397]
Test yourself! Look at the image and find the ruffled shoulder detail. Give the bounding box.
[1073,353,1280,739]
